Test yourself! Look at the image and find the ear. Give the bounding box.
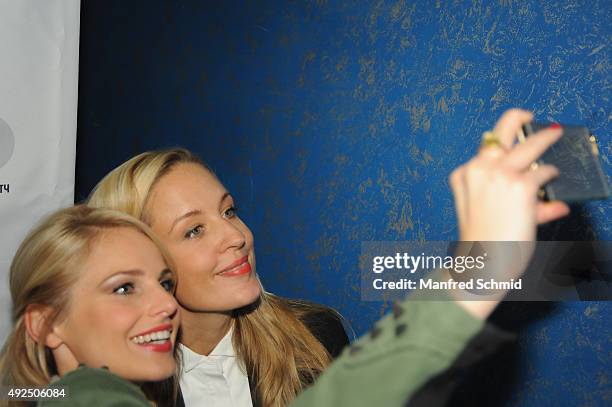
[24,304,64,349]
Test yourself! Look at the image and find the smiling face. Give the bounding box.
[54,227,180,382]
[144,163,261,312]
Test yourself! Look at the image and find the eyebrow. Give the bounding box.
[168,209,201,234]
[98,269,144,287]
[99,268,173,287]
[219,192,232,209]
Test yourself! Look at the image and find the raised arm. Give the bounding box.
[291,109,569,407]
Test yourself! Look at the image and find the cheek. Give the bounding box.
[174,246,216,286]
[90,301,140,333]
[64,301,139,360]
[172,246,217,306]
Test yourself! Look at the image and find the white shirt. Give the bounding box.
[179,328,253,407]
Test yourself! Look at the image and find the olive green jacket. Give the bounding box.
[39,299,483,407]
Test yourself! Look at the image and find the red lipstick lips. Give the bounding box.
[133,340,172,352]
[142,341,172,352]
[218,256,251,276]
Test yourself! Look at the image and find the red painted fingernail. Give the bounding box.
[549,123,561,129]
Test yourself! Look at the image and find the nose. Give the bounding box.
[150,284,179,321]
[216,218,246,253]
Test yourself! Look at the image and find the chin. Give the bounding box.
[181,279,263,312]
[242,280,263,303]
[227,283,262,311]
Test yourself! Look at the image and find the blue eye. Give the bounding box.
[160,279,176,292]
[113,283,134,295]
[185,225,203,239]
[224,206,238,218]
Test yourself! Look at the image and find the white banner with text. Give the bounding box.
[0,0,80,342]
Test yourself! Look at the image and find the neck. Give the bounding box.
[179,307,233,356]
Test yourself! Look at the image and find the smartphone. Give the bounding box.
[519,123,610,203]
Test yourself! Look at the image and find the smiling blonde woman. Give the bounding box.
[0,205,181,407]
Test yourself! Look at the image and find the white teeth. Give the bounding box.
[131,330,171,345]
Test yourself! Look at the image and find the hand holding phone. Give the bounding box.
[450,109,570,241]
[520,123,610,203]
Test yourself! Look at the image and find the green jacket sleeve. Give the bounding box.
[291,298,484,407]
[37,366,150,407]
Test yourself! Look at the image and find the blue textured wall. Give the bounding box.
[75,1,611,405]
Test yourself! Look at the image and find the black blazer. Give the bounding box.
[299,305,351,359]
[174,306,349,407]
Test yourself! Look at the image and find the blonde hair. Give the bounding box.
[0,205,179,406]
[88,148,332,406]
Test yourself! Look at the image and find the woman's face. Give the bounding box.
[145,163,261,312]
[54,227,179,382]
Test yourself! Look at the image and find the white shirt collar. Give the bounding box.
[180,327,235,373]
[178,326,253,407]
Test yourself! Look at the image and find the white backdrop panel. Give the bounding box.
[0,0,80,343]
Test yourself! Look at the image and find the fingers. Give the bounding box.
[478,144,507,160]
[451,108,569,242]
[528,164,560,188]
[492,109,534,149]
[536,201,570,224]
[504,127,563,170]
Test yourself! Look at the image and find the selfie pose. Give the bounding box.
[0,110,570,406]
[86,109,567,405]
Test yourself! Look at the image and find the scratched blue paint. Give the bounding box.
[76,1,611,405]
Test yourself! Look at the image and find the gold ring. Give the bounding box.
[480,131,503,150]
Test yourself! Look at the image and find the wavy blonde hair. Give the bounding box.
[0,205,179,407]
[88,148,332,406]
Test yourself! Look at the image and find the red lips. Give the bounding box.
[140,341,172,352]
[218,256,251,276]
